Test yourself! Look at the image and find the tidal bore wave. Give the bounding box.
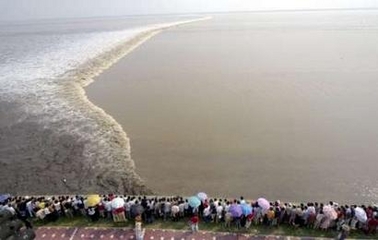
[0,17,211,195]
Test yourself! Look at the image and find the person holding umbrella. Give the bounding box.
[229,200,242,229]
[111,197,126,222]
[188,196,201,213]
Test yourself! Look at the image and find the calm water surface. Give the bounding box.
[87,11,378,203]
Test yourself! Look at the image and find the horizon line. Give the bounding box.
[1,7,378,24]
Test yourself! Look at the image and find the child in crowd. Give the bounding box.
[190,213,199,233]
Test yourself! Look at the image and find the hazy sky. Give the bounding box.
[0,0,377,21]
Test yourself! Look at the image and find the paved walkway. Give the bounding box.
[35,227,333,240]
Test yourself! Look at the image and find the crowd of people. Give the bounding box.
[1,194,377,239]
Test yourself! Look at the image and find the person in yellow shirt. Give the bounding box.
[267,207,275,226]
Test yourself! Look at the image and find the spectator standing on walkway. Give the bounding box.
[190,213,199,233]
[135,215,145,240]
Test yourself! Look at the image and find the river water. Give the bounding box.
[87,10,378,203]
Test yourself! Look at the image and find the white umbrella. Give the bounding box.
[197,192,208,201]
[111,197,125,209]
[307,206,316,215]
[354,207,367,223]
[171,205,180,214]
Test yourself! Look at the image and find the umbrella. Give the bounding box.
[0,194,10,203]
[354,207,367,223]
[307,206,316,215]
[171,205,180,214]
[188,196,201,208]
[197,192,208,201]
[229,204,243,218]
[241,203,253,216]
[86,194,101,207]
[257,198,270,210]
[38,202,46,209]
[323,205,338,220]
[111,197,125,209]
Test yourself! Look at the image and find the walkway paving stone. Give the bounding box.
[35,227,333,240]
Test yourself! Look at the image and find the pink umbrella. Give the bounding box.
[323,205,338,220]
[257,198,270,210]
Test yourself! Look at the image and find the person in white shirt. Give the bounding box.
[26,200,35,218]
[203,206,211,223]
[125,200,132,219]
[148,200,155,212]
[72,197,80,211]
[5,204,16,215]
[178,202,185,218]
[88,207,97,222]
[225,202,231,213]
[105,199,112,219]
[171,204,180,221]
[216,202,224,223]
[54,200,61,215]
[213,199,219,208]
[43,206,51,216]
[164,200,171,221]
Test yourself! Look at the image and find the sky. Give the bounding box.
[0,0,377,21]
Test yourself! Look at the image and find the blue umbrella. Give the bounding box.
[0,194,10,203]
[188,196,201,208]
[229,204,243,218]
[241,203,252,215]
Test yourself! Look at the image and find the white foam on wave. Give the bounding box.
[0,17,211,101]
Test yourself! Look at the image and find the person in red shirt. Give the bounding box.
[366,206,374,219]
[190,214,199,232]
[366,216,378,235]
